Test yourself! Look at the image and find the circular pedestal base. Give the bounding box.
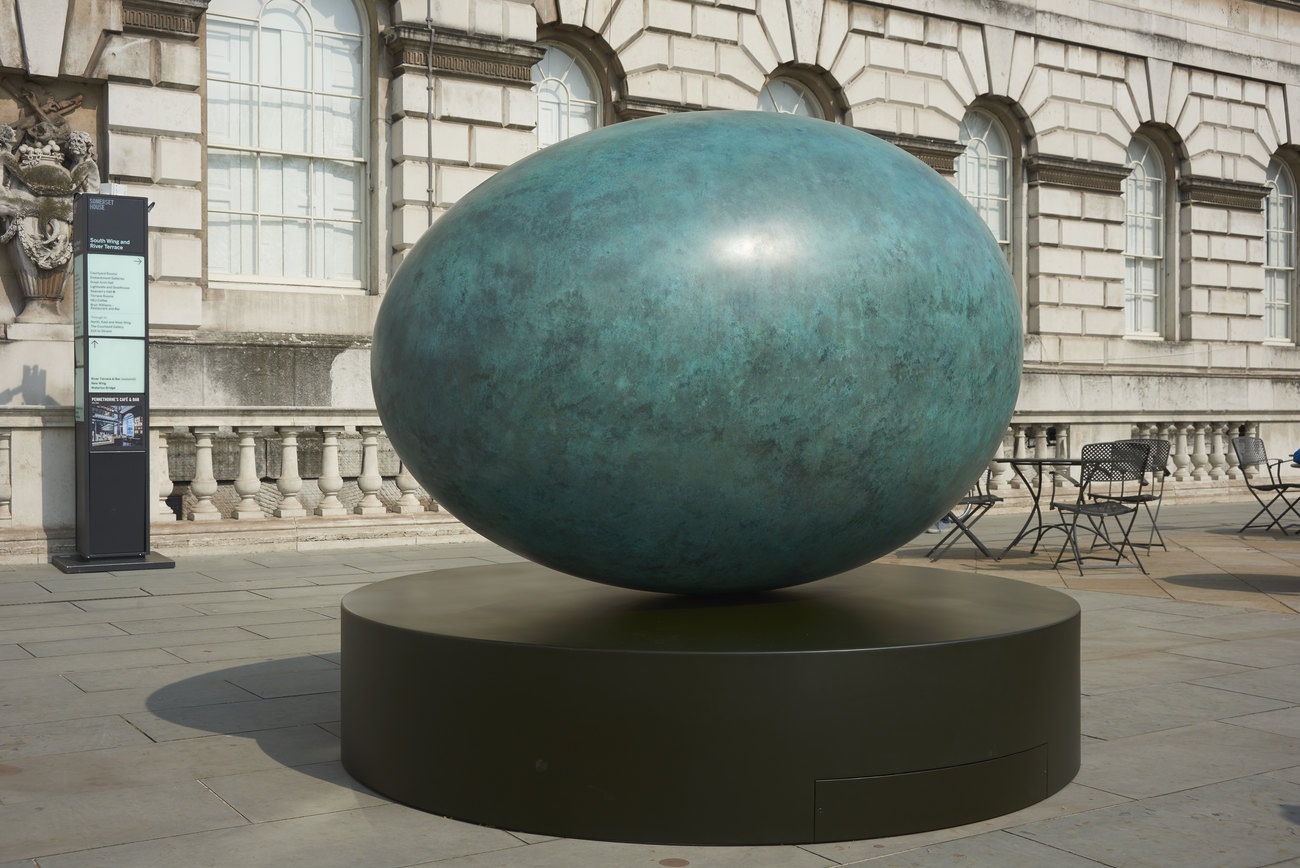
[341,563,1080,845]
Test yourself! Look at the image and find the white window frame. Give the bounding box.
[757,79,825,119]
[956,109,1012,262]
[532,44,601,149]
[205,0,368,292]
[1122,137,1167,337]
[1265,160,1296,343]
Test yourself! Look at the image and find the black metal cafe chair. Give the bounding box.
[1088,438,1172,554]
[1230,436,1300,535]
[927,469,1003,561]
[1051,441,1149,575]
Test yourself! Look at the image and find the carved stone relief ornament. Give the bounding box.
[0,81,99,323]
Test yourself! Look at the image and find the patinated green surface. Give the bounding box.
[372,111,1021,594]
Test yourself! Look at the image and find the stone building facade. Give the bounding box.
[0,0,1297,558]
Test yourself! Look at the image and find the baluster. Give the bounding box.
[316,426,348,516]
[188,426,221,520]
[1225,421,1242,480]
[394,461,426,514]
[1010,424,1030,489]
[1158,423,1177,480]
[275,426,307,518]
[0,430,11,521]
[355,426,387,515]
[152,426,175,522]
[1190,423,1209,482]
[1243,422,1261,480]
[1208,423,1227,481]
[987,428,1013,493]
[1173,423,1192,483]
[1053,426,1075,490]
[232,426,265,520]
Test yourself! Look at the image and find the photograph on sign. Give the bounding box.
[86,254,146,337]
[89,397,146,451]
[88,337,146,393]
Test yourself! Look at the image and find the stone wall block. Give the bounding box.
[756,0,793,62]
[392,160,433,206]
[1185,205,1229,234]
[1058,278,1098,307]
[695,5,740,42]
[620,31,672,74]
[626,68,685,105]
[717,43,767,93]
[925,16,958,47]
[1031,246,1083,276]
[1210,288,1251,316]
[158,41,201,88]
[1082,192,1123,222]
[647,0,693,35]
[149,283,202,329]
[606,0,647,51]
[1182,314,1229,340]
[1227,263,1264,291]
[157,235,202,281]
[156,138,202,185]
[1189,260,1230,288]
[393,117,471,162]
[671,36,717,74]
[1029,306,1083,335]
[867,36,905,71]
[888,74,925,108]
[504,86,538,130]
[1082,308,1125,336]
[391,72,432,118]
[817,0,849,69]
[107,131,153,181]
[705,76,757,110]
[738,15,779,75]
[470,126,535,168]
[885,8,924,42]
[1229,210,1265,238]
[849,3,885,36]
[472,0,507,38]
[392,204,433,249]
[436,79,505,125]
[506,0,537,40]
[1082,250,1124,280]
[124,185,201,231]
[95,35,154,84]
[438,165,496,206]
[905,43,942,77]
[1030,186,1084,219]
[108,84,201,135]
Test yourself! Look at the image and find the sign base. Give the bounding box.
[52,551,175,574]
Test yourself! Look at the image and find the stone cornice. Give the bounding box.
[1178,176,1269,211]
[1026,155,1129,193]
[613,98,698,120]
[122,0,208,41]
[384,26,544,85]
[868,133,965,175]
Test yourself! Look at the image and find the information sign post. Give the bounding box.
[53,195,173,573]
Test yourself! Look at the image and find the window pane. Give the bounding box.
[313,160,361,220]
[315,95,362,158]
[316,34,363,96]
[260,3,311,89]
[208,150,256,212]
[261,156,310,217]
[207,82,256,147]
[208,19,255,80]
[209,213,256,274]
[310,0,362,33]
[260,87,311,152]
[260,217,311,278]
[313,221,362,281]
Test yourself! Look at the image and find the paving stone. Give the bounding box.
[0,779,248,862]
[1082,682,1290,739]
[412,837,838,868]
[1195,664,1300,703]
[1226,705,1300,739]
[1080,625,1215,660]
[31,803,518,868]
[0,648,185,681]
[0,583,148,605]
[1169,635,1300,668]
[226,667,339,698]
[0,676,256,728]
[1074,721,1300,799]
[200,760,385,822]
[20,626,260,658]
[1081,650,1253,694]
[0,724,337,804]
[1010,775,1300,868]
[123,692,339,741]
[825,830,1108,867]
[802,783,1130,863]
[62,654,336,692]
[163,633,339,663]
[112,608,333,635]
[0,715,152,761]
[0,623,127,645]
[74,591,267,610]
[1076,606,1200,634]
[0,644,29,661]
[1156,610,1300,639]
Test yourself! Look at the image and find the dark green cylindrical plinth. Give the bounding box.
[341,564,1080,845]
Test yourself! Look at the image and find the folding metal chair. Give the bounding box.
[1089,438,1172,554]
[1051,441,1149,575]
[927,469,1003,560]
[1230,436,1300,535]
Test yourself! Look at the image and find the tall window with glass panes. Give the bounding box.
[1266,160,1296,342]
[1122,137,1166,336]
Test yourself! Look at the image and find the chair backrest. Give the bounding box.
[1079,440,1149,499]
[1128,438,1172,478]
[1231,436,1267,469]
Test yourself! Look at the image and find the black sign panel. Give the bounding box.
[71,195,151,559]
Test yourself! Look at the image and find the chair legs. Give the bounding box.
[1239,489,1300,535]
[926,505,995,560]
[1053,508,1147,575]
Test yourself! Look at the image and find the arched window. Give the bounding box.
[1123,137,1167,335]
[532,45,600,148]
[757,80,824,119]
[1265,159,1296,342]
[955,110,1011,261]
[206,0,366,286]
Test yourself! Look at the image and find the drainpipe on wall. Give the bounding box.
[426,3,436,225]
